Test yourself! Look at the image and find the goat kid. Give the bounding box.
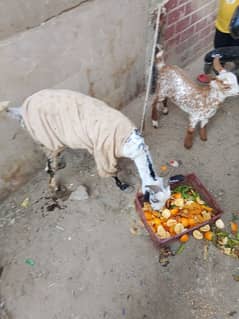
[3,89,170,210]
[151,51,239,149]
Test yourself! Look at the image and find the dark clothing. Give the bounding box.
[214,28,239,48]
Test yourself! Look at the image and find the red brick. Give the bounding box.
[165,34,181,48]
[200,25,213,38]
[167,5,186,25]
[191,42,203,53]
[165,0,178,11]
[193,7,207,22]
[195,18,209,32]
[180,25,195,41]
[164,24,176,40]
[176,16,191,33]
[185,2,193,15]
[191,12,200,24]
[178,0,189,5]
[206,13,216,25]
[189,32,201,44]
[163,0,216,67]
[203,33,214,46]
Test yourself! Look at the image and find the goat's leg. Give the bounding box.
[199,119,209,141]
[184,117,198,149]
[199,118,209,141]
[199,126,207,141]
[112,176,134,192]
[45,154,60,192]
[151,96,160,128]
[44,149,65,193]
[184,128,195,149]
[162,98,168,115]
[152,97,167,128]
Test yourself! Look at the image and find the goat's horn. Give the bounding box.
[213,56,224,73]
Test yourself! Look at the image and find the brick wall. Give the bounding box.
[163,0,218,66]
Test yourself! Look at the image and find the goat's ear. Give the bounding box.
[214,78,231,90]
[145,185,161,193]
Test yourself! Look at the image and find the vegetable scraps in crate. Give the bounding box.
[142,185,239,258]
[143,185,216,242]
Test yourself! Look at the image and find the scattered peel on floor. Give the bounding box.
[180,234,189,243]
[215,219,225,229]
[193,230,203,240]
[21,197,30,208]
[230,221,238,234]
[160,165,168,172]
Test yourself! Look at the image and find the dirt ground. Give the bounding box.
[1,56,239,319]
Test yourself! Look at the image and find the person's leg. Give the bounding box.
[226,35,239,47]
[198,29,233,84]
[214,29,232,48]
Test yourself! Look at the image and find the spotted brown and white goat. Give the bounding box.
[4,89,170,210]
[151,51,239,149]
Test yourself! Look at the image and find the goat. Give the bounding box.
[151,51,239,149]
[4,89,170,210]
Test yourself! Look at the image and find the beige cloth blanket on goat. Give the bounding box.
[22,89,136,177]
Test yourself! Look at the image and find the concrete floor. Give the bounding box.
[0,55,239,319]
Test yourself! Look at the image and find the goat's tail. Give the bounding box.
[7,107,23,122]
[0,101,11,113]
[0,101,23,126]
[155,47,165,71]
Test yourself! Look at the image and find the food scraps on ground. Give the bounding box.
[179,234,189,243]
[160,165,168,172]
[215,219,225,229]
[143,185,215,240]
[142,185,239,259]
[230,221,238,234]
[169,160,180,168]
[213,225,239,258]
[193,230,203,240]
[21,197,30,208]
[25,258,35,266]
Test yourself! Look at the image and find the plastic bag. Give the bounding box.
[230,6,239,39]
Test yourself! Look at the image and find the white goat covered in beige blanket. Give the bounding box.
[7,89,170,210]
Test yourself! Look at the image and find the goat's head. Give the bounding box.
[210,56,239,97]
[145,179,171,210]
[210,71,239,97]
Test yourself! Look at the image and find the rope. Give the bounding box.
[140,1,169,133]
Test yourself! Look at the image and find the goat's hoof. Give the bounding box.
[184,138,193,149]
[199,128,207,141]
[162,108,169,115]
[152,120,159,128]
[184,131,194,149]
[57,160,66,170]
[119,183,135,193]
[184,142,193,149]
[50,184,69,199]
